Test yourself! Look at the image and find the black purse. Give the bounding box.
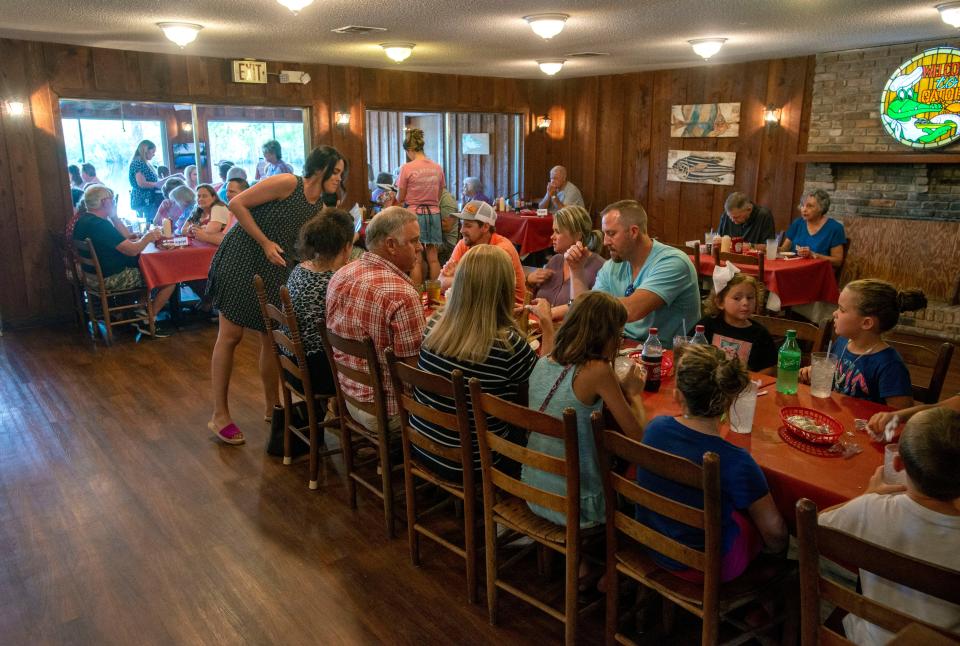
[266,402,312,458]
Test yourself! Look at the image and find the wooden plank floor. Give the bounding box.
[0,323,596,645]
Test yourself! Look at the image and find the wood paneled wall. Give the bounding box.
[0,37,812,327]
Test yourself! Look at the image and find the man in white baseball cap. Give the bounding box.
[439,199,527,303]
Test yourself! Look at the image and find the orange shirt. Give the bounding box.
[440,233,527,303]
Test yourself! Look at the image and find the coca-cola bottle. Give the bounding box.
[641,327,663,393]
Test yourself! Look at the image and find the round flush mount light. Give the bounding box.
[524,13,569,40]
[537,59,566,76]
[688,37,727,60]
[938,2,960,27]
[381,42,415,63]
[276,0,314,13]
[157,22,203,48]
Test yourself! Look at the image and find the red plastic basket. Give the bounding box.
[780,406,843,444]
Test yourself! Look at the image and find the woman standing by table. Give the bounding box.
[206,145,347,445]
[397,128,445,284]
[128,139,163,222]
[779,188,846,269]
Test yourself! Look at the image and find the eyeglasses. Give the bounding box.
[625,284,636,297]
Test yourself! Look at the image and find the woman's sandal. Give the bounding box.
[208,421,245,445]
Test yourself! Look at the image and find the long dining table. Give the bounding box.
[695,253,840,310]
[639,364,890,526]
[494,210,554,256]
[138,239,218,290]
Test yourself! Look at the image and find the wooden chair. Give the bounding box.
[321,326,401,538]
[885,340,954,405]
[385,349,479,603]
[470,378,586,645]
[253,276,342,490]
[752,315,834,364]
[795,498,960,646]
[596,416,797,646]
[662,240,709,298]
[52,232,89,332]
[837,237,851,282]
[72,237,152,345]
[713,250,768,309]
[517,290,532,335]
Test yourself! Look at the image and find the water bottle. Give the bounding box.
[776,330,801,394]
[691,325,709,345]
[641,327,663,393]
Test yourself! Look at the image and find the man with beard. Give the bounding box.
[439,200,526,303]
[565,199,699,345]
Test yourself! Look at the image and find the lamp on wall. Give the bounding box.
[381,43,415,63]
[157,22,203,48]
[536,115,552,130]
[335,111,351,127]
[938,2,960,27]
[4,100,25,117]
[181,121,193,133]
[688,37,726,60]
[524,13,569,40]
[763,105,782,127]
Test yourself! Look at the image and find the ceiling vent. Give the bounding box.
[331,25,387,35]
[566,51,610,58]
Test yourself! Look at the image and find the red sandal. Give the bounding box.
[208,421,245,445]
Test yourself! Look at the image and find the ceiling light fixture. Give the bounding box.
[524,13,569,40]
[381,42,415,63]
[276,0,314,13]
[537,59,566,76]
[937,2,960,27]
[688,37,727,60]
[4,100,25,117]
[157,22,203,48]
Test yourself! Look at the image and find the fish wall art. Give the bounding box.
[666,150,736,185]
[670,103,740,138]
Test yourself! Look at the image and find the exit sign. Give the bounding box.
[232,60,267,84]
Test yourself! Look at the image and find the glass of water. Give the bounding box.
[729,379,761,434]
[809,352,838,398]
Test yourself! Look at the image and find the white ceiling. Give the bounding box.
[0,0,955,79]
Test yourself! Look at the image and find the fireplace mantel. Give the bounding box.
[795,152,960,164]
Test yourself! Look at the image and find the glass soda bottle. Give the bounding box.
[776,330,801,394]
[641,327,663,393]
[691,324,709,345]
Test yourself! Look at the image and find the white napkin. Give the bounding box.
[712,261,740,294]
[884,415,900,443]
[350,203,363,233]
[765,291,781,312]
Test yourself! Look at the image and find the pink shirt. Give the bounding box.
[397,158,445,211]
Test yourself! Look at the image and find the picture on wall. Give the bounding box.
[461,133,490,155]
[670,103,740,138]
[172,142,207,169]
[667,150,736,185]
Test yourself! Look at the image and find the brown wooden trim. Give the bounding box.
[795,152,960,164]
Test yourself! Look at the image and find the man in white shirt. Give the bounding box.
[538,165,584,213]
[818,407,960,646]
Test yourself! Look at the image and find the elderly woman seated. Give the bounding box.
[525,205,605,313]
[779,188,847,268]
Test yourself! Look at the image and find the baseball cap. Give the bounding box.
[455,200,497,225]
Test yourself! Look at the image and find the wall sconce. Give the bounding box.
[4,100,26,116]
[335,111,351,127]
[536,115,552,130]
[181,121,193,133]
[763,105,782,127]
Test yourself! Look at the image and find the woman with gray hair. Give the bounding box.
[779,188,847,268]
[461,176,491,205]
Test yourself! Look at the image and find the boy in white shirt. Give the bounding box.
[818,407,960,646]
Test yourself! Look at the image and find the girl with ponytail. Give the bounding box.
[397,128,446,283]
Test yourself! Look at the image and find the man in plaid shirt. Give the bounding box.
[326,207,426,431]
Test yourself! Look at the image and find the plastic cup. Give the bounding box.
[672,335,690,363]
[425,280,441,304]
[809,352,838,398]
[614,356,633,380]
[883,443,905,485]
[730,379,760,434]
[766,238,778,260]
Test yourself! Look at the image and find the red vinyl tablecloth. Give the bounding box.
[138,241,218,290]
[495,211,554,256]
[640,372,889,528]
[698,254,840,308]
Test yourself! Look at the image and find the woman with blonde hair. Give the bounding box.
[128,139,162,221]
[397,127,446,284]
[527,205,605,311]
[523,291,646,528]
[410,244,555,482]
[183,164,199,191]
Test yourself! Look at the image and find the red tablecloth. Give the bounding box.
[495,211,554,256]
[697,254,840,308]
[139,241,218,290]
[641,372,889,527]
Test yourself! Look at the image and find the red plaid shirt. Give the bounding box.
[326,251,426,416]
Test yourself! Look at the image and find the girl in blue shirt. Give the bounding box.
[780,188,846,269]
[800,279,925,409]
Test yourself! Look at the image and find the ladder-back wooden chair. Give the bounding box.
[884,340,954,405]
[752,315,834,365]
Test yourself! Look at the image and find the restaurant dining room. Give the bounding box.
[2,1,960,644]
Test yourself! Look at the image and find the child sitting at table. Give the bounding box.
[691,266,777,374]
[635,344,788,582]
[818,407,960,646]
[800,278,924,409]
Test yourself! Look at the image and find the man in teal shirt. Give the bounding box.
[566,199,700,346]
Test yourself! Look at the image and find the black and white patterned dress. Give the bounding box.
[208,176,323,331]
[285,265,334,357]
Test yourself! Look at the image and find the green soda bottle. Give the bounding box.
[776,330,801,394]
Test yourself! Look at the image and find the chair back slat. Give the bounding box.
[603,428,703,488]
[320,327,388,423]
[72,238,106,287]
[398,394,459,434]
[614,512,706,571]
[718,250,764,277]
[611,472,705,529]
[753,314,834,359]
[474,387,573,437]
[886,340,954,405]
[491,470,567,513]
[401,420,466,463]
[796,498,960,644]
[486,431,567,476]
